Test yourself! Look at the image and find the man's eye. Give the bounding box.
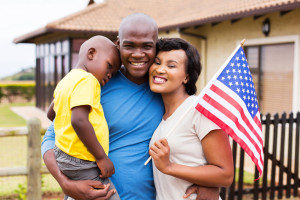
[144,45,153,50]
[108,64,113,69]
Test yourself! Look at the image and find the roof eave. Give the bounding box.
[159,2,300,31]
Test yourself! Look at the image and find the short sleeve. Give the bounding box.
[194,111,221,141]
[70,76,99,109]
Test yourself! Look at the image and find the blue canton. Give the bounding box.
[217,47,258,118]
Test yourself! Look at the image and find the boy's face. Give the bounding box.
[90,47,121,86]
[117,22,157,84]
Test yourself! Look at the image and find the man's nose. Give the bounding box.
[132,48,145,58]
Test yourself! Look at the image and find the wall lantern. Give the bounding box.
[262,18,270,37]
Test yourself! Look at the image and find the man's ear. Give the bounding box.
[87,48,96,60]
[116,38,120,50]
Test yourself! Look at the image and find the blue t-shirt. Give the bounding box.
[41,71,164,200]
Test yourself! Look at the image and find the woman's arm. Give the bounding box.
[150,129,234,187]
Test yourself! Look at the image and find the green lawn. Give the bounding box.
[0,102,34,127]
[0,102,62,197]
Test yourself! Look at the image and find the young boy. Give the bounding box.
[47,35,121,200]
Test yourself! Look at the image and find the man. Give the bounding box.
[42,13,219,200]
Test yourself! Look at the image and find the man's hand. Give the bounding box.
[184,184,219,200]
[62,179,115,200]
[43,149,115,200]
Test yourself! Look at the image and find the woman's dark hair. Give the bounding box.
[156,38,201,95]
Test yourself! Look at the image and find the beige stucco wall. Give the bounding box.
[159,8,300,110]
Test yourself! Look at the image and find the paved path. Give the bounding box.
[10,106,51,130]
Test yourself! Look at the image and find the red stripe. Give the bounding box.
[202,93,264,166]
[254,115,262,132]
[210,84,264,146]
[197,104,263,175]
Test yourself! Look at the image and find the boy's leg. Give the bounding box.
[54,145,120,200]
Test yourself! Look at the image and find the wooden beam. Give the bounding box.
[280,10,292,16]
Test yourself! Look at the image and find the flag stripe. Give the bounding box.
[196,97,263,170]
[195,103,263,174]
[195,45,264,178]
[210,82,263,146]
[201,92,264,166]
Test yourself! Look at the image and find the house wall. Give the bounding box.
[161,8,300,111]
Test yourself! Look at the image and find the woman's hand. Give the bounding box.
[149,138,173,174]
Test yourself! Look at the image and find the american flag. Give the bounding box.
[195,44,264,178]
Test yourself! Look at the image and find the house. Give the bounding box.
[14,0,300,115]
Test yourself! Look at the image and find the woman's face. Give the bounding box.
[149,50,188,95]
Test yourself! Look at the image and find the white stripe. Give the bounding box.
[198,97,264,171]
[205,82,264,164]
[214,80,263,142]
[205,87,263,150]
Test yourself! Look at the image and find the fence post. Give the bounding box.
[27,118,42,200]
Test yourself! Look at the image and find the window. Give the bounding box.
[245,43,294,115]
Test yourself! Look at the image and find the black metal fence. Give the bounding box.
[220,112,300,200]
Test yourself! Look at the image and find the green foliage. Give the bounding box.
[14,184,27,200]
[0,87,6,103]
[0,82,35,102]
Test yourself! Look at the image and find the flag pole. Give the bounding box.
[144,39,247,166]
[240,38,246,46]
[144,102,195,165]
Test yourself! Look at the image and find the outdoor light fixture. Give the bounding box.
[262,18,270,37]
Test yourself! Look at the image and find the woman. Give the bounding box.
[149,38,234,200]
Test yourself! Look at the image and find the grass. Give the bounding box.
[0,102,62,197]
[0,102,34,127]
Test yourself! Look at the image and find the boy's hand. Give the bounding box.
[96,156,115,178]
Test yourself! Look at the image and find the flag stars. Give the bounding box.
[221,76,225,80]
[236,56,240,61]
[226,69,230,74]
[232,69,236,73]
[227,75,231,80]
[235,81,239,85]
[236,88,240,93]
[242,57,245,61]
[233,75,237,79]
[238,69,241,74]
[229,82,233,86]
[231,63,234,67]
[237,63,241,67]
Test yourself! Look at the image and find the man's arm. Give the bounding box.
[184,185,219,200]
[41,122,114,200]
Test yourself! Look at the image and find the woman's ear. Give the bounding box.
[183,75,189,84]
[87,48,96,60]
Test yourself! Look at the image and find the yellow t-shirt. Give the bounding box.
[53,69,109,161]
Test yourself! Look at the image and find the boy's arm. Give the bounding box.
[47,101,56,121]
[71,105,115,178]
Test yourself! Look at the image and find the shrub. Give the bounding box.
[0,81,35,102]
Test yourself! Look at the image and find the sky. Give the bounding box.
[0,0,102,79]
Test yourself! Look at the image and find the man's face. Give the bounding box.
[117,23,157,84]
